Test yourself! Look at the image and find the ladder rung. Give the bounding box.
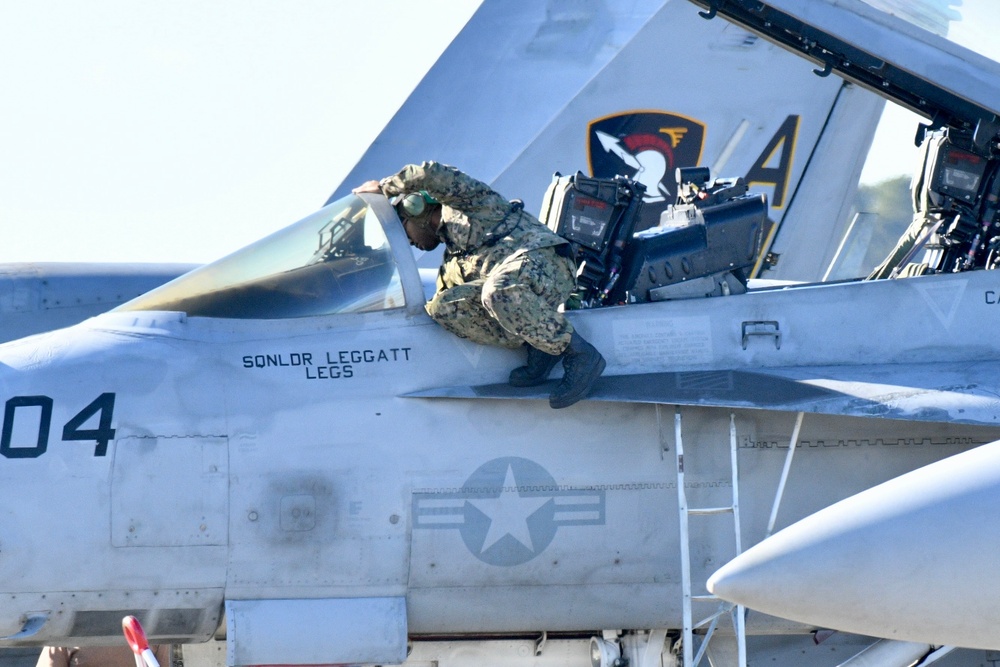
[688,506,734,515]
[692,595,718,601]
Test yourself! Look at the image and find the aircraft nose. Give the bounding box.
[708,441,1000,651]
[0,322,228,644]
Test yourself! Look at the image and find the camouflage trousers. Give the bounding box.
[425,246,576,355]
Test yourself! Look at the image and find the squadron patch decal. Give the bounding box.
[412,456,605,566]
[588,110,706,231]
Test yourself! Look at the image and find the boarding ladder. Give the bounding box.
[674,409,746,667]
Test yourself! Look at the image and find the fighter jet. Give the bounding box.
[2,2,998,667]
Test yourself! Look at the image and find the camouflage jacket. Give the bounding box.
[379,162,567,283]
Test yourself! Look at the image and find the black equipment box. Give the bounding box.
[539,172,645,252]
[539,172,645,305]
[616,194,767,302]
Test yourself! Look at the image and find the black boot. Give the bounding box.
[549,332,605,409]
[509,345,562,387]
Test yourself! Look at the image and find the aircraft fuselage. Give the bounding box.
[0,262,998,647]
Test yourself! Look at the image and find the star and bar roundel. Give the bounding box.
[411,457,606,567]
[587,110,706,231]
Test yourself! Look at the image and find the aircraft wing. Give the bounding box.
[405,360,1000,426]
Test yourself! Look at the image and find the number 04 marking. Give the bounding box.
[0,393,117,459]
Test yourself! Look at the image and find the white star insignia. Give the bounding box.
[469,465,550,554]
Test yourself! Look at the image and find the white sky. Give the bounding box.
[1,1,997,264]
[0,1,481,265]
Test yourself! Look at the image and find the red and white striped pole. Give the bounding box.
[122,616,160,667]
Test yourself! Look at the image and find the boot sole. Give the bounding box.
[549,356,606,409]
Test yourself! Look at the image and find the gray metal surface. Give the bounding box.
[331,0,886,283]
[689,0,1000,128]
[0,262,194,343]
[4,0,1000,664]
[0,194,998,663]
[709,441,1000,650]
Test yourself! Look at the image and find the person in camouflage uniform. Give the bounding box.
[354,161,605,409]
